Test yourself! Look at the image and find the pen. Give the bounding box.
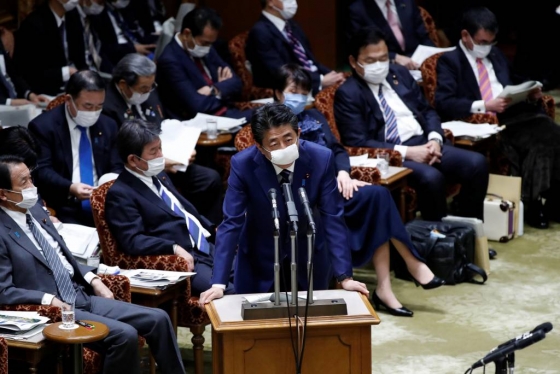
[76,320,95,329]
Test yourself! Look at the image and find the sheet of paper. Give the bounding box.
[183,113,246,132]
[250,97,274,104]
[349,154,380,168]
[120,269,196,288]
[0,104,40,127]
[56,222,100,259]
[410,45,456,65]
[497,80,542,106]
[442,121,502,139]
[409,69,423,82]
[161,119,201,172]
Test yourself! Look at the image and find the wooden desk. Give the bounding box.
[378,167,413,222]
[207,290,380,374]
[6,331,58,374]
[43,321,109,374]
[197,133,232,147]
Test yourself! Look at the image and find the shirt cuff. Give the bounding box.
[84,272,99,284]
[471,100,486,114]
[212,284,226,290]
[319,74,323,91]
[173,244,177,254]
[428,131,443,143]
[41,293,55,305]
[394,144,408,159]
[5,98,11,106]
[24,90,31,100]
[62,66,70,82]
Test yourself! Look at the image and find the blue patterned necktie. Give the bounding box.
[284,24,312,71]
[26,215,77,304]
[152,177,210,254]
[378,85,401,144]
[77,126,93,212]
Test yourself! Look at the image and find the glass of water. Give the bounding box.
[61,303,76,329]
[206,118,218,140]
[376,152,390,176]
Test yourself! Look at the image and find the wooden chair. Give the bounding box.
[228,31,273,102]
[0,338,6,374]
[1,275,143,374]
[418,6,443,48]
[90,180,209,374]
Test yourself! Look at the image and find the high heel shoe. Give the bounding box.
[412,275,445,290]
[371,291,413,317]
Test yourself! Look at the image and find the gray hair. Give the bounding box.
[112,53,157,86]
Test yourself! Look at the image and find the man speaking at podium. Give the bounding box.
[200,104,368,305]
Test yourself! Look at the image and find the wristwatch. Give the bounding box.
[336,274,353,284]
[431,138,443,147]
[210,86,217,96]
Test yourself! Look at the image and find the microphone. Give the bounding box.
[282,183,299,225]
[496,322,553,350]
[471,330,546,369]
[268,188,280,231]
[298,187,316,233]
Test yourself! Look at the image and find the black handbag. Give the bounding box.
[397,220,488,285]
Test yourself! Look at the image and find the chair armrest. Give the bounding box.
[541,94,556,119]
[233,101,264,111]
[461,113,499,124]
[345,146,403,167]
[443,128,455,145]
[350,166,381,184]
[0,304,62,322]
[98,274,131,303]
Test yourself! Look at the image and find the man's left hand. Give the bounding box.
[91,278,114,299]
[341,278,369,296]
[426,140,442,165]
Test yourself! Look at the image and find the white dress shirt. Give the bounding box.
[367,80,442,158]
[64,106,99,186]
[0,206,98,305]
[107,6,129,44]
[174,33,215,85]
[49,6,71,82]
[272,162,295,182]
[459,41,504,114]
[375,0,402,25]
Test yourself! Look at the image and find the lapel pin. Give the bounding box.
[42,218,47,224]
[393,74,399,85]
[305,173,310,179]
[14,232,20,238]
[162,176,167,181]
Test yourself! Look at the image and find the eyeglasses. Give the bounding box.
[469,34,498,46]
[133,82,158,95]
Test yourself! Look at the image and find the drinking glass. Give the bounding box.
[206,118,218,140]
[376,152,390,176]
[61,303,76,329]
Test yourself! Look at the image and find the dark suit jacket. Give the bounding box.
[13,4,87,95]
[348,0,434,59]
[0,204,92,305]
[102,82,165,128]
[121,0,163,44]
[105,169,215,257]
[0,40,31,104]
[28,105,122,214]
[156,40,243,120]
[334,66,443,148]
[246,15,331,94]
[434,46,542,121]
[212,140,353,294]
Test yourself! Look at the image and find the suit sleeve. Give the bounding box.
[105,187,176,256]
[4,50,31,98]
[211,156,248,285]
[321,121,350,173]
[434,54,475,119]
[210,51,243,101]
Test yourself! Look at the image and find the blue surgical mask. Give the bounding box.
[283,93,307,115]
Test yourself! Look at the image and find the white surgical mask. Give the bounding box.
[136,156,165,177]
[359,61,389,85]
[60,0,79,11]
[264,142,299,165]
[70,98,101,128]
[5,187,39,210]
[283,93,307,115]
[186,36,211,58]
[82,1,104,15]
[469,42,492,59]
[112,0,130,9]
[127,90,150,106]
[273,0,298,20]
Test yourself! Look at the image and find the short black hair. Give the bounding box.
[250,103,298,145]
[0,155,25,190]
[65,70,105,100]
[260,0,267,9]
[461,6,499,36]
[0,126,41,169]
[117,119,161,163]
[272,64,312,101]
[181,7,222,37]
[348,26,386,60]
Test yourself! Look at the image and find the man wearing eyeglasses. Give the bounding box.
[434,6,560,229]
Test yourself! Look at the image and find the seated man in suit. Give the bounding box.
[434,6,560,228]
[246,0,345,95]
[76,0,114,75]
[347,0,435,70]
[14,0,88,95]
[334,27,488,222]
[0,155,185,374]
[105,119,233,296]
[103,53,224,223]
[199,104,369,305]
[28,70,122,227]
[157,7,251,121]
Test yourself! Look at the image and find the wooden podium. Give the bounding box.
[207,290,380,374]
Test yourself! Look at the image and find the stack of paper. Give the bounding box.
[442,121,502,140]
[349,154,380,168]
[120,269,195,289]
[54,222,100,260]
[411,45,456,66]
[498,80,542,106]
[183,113,246,132]
[0,104,40,128]
[0,311,50,338]
[160,119,202,172]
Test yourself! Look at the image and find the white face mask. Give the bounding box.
[273,0,298,20]
[127,90,150,106]
[264,142,299,165]
[60,0,79,11]
[468,40,492,59]
[359,61,389,85]
[112,0,130,9]
[186,35,211,58]
[70,98,101,128]
[136,156,165,177]
[5,187,39,210]
[82,1,104,15]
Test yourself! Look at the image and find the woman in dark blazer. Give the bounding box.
[273,64,445,317]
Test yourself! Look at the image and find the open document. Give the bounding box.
[498,81,542,107]
[119,269,195,289]
[410,45,456,66]
[0,312,50,332]
[160,119,202,172]
[442,121,503,141]
[54,222,100,260]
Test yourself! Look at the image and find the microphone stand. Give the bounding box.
[494,356,507,374]
[289,226,298,305]
[306,225,314,304]
[273,226,281,306]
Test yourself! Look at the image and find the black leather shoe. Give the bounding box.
[489,248,497,260]
[528,199,549,229]
[371,291,413,317]
[412,275,445,290]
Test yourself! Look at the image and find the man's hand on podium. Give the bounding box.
[341,278,370,297]
[199,286,225,308]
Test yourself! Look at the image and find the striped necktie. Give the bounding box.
[26,215,77,304]
[476,58,494,106]
[386,0,405,51]
[152,177,210,254]
[284,23,312,71]
[378,85,401,144]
